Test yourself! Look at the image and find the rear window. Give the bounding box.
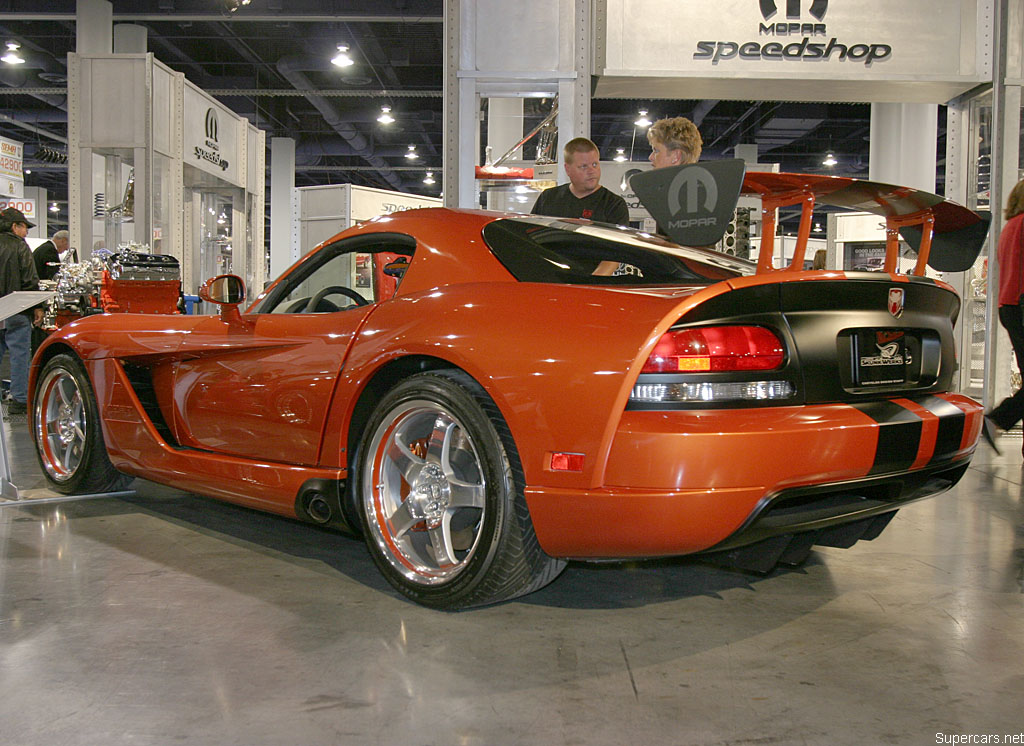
[483,217,751,285]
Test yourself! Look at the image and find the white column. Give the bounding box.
[113,24,147,53]
[868,102,938,192]
[76,0,112,55]
[487,98,524,163]
[270,137,296,281]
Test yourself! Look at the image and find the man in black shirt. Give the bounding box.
[531,137,629,225]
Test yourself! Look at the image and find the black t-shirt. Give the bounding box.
[530,184,630,225]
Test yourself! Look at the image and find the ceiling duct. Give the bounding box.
[276,54,402,190]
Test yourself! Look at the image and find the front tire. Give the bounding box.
[357,370,565,609]
[33,353,132,495]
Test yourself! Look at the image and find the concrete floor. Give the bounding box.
[2,406,1022,746]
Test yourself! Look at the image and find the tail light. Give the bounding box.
[641,326,784,373]
[633,325,794,404]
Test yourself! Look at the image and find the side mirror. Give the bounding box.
[199,274,246,306]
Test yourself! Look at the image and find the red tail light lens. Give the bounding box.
[641,326,785,373]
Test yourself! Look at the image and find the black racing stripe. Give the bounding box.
[917,395,967,463]
[850,401,922,475]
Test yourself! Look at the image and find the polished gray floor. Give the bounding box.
[2,407,1022,746]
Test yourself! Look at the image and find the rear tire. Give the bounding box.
[356,370,565,609]
[33,353,132,495]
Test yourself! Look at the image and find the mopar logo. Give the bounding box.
[205,108,219,143]
[667,167,719,230]
[759,0,828,21]
[669,167,718,215]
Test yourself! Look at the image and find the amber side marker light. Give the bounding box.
[550,452,585,472]
[633,326,794,404]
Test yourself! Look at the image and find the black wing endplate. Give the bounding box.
[899,211,991,273]
[629,159,746,247]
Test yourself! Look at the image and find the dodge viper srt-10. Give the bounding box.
[30,165,987,609]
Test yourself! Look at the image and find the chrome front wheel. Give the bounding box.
[33,354,130,494]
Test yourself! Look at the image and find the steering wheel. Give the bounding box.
[304,285,369,313]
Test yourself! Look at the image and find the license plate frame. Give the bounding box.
[855,329,913,387]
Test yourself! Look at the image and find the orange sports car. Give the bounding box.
[29,169,986,609]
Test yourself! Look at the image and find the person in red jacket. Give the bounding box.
[983,179,1024,453]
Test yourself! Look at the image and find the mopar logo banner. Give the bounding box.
[630,159,745,247]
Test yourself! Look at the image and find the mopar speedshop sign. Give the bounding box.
[694,0,891,67]
[602,0,968,80]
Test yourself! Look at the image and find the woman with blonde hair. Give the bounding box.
[983,177,1024,453]
[647,116,702,169]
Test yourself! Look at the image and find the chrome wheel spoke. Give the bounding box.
[387,499,420,538]
[447,477,485,510]
[386,428,424,484]
[427,521,458,568]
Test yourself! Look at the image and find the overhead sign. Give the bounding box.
[694,0,890,67]
[602,0,967,78]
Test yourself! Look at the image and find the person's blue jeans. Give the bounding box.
[0,313,31,404]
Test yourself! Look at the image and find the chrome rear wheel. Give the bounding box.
[357,370,565,609]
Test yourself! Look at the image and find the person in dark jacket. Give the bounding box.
[33,229,69,281]
[0,207,41,414]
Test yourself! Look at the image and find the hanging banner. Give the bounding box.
[1,136,25,197]
[183,86,240,186]
[0,197,37,220]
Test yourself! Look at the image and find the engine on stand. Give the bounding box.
[41,243,183,330]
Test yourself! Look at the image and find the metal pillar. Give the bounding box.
[444,0,591,208]
[270,137,297,281]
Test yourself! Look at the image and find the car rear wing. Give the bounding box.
[632,163,990,276]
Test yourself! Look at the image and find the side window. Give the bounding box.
[260,239,415,314]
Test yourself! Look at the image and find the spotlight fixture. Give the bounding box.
[331,44,354,68]
[405,144,418,159]
[377,106,395,125]
[36,146,68,163]
[423,171,435,185]
[614,148,627,162]
[2,42,25,65]
[634,109,652,128]
[822,152,838,167]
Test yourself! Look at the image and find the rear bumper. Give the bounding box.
[524,393,981,558]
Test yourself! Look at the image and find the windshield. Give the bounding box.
[483,216,752,285]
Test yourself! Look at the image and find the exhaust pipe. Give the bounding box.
[306,494,333,524]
